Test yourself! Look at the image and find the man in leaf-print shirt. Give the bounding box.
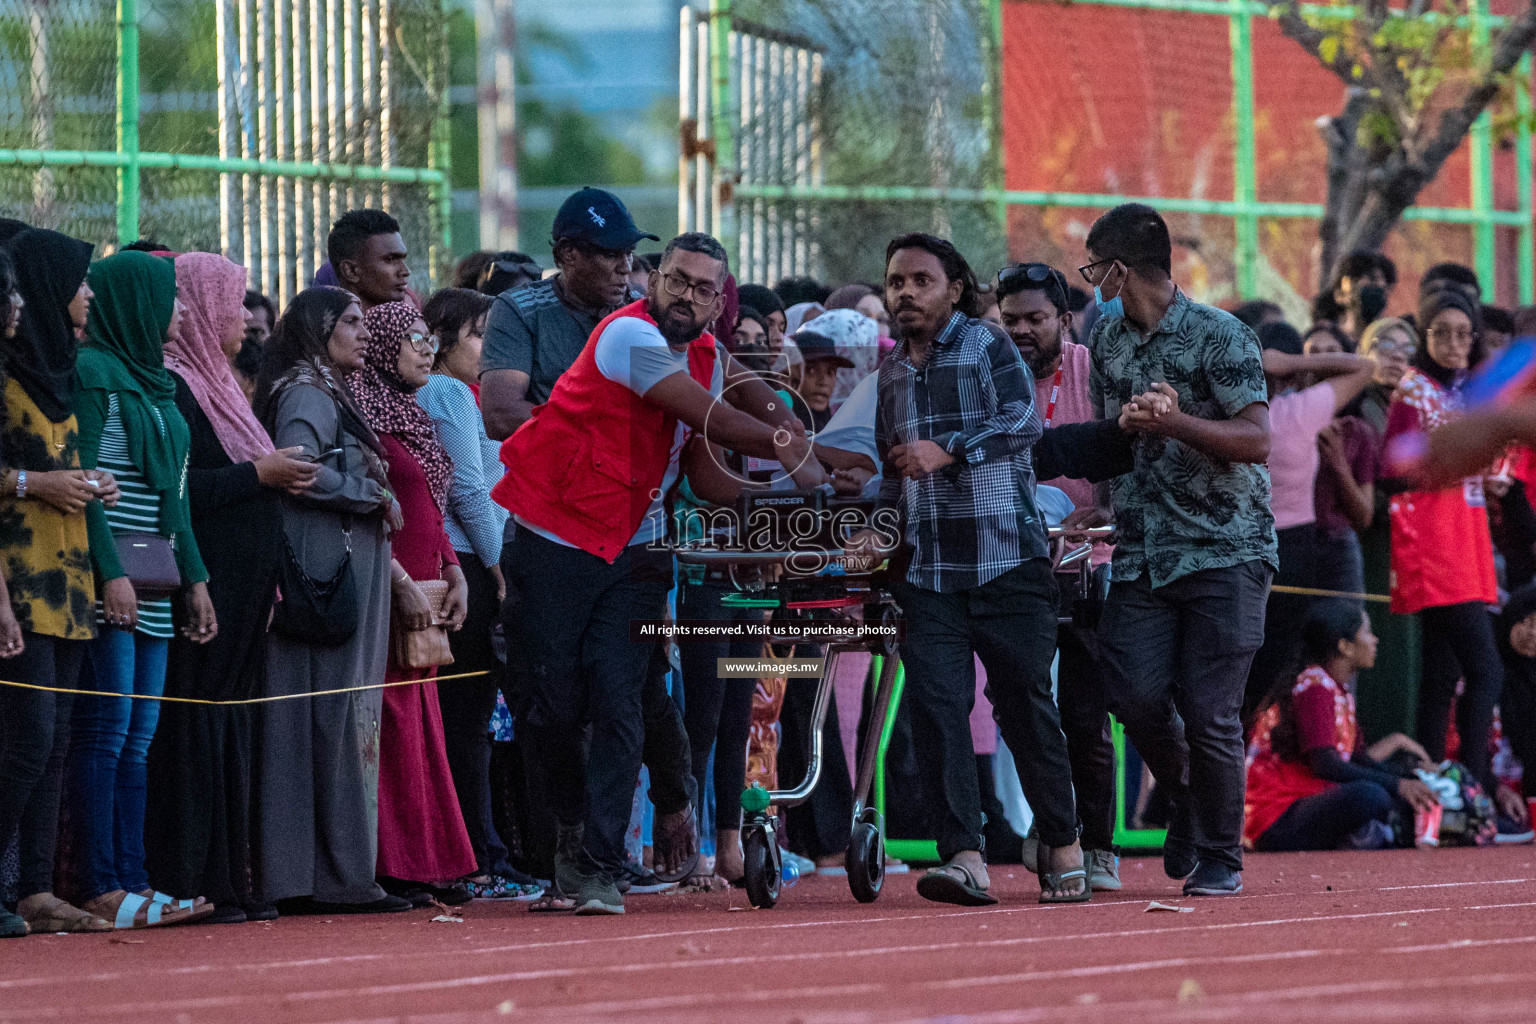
[1082,204,1277,898]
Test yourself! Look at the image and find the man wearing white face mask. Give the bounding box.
[1082,203,1276,899]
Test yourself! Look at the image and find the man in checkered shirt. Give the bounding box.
[848,233,1086,907]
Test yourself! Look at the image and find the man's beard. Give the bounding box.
[1023,335,1063,377]
[652,298,705,346]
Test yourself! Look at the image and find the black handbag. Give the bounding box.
[114,532,181,595]
[270,394,360,646]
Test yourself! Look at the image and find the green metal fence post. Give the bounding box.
[1518,55,1533,305]
[116,0,141,245]
[1471,0,1497,294]
[983,0,1009,244]
[708,0,736,263]
[1229,0,1259,298]
[430,0,454,285]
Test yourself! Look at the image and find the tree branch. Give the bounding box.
[1414,2,1536,173]
[1271,1,1359,81]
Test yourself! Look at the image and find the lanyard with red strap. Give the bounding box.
[1042,367,1062,428]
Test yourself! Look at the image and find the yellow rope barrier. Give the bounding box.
[0,585,1393,704]
[0,668,494,705]
[1270,584,1393,604]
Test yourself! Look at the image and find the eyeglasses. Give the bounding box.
[407,331,441,355]
[1427,326,1476,344]
[1078,257,1119,284]
[659,271,719,306]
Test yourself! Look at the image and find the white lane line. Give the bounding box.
[864,970,1536,1024]
[10,900,1533,1020]
[7,873,1529,990]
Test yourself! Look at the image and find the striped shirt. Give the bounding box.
[94,392,175,638]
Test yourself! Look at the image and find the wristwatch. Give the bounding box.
[15,470,26,498]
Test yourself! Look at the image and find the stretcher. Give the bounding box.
[673,487,1112,908]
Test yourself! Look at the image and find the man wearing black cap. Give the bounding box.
[480,187,660,441]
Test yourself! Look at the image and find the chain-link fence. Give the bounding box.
[0,0,451,306]
[682,0,1006,290]
[684,0,1535,311]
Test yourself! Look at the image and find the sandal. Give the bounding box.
[652,804,700,884]
[142,889,206,912]
[527,885,577,913]
[17,893,110,934]
[81,890,197,930]
[1038,845,1092,904]
[916,861,999,907]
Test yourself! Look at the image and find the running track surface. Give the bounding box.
[5,847,1536,1024]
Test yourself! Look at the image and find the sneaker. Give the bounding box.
[573,877,625,916]
[1086,848,1121,891]
[1,908,26,938]
[782,851,816,877]
[1182,861,1243,897]
[1162,801,1198,880]
[1494,815,1535,844]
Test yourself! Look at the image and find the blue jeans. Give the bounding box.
[66,628,170,901]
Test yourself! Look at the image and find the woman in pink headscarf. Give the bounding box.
[144,253,320,923]
[356,301,476,904]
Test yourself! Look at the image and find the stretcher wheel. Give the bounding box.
[742,826,781,909]
[846,818,884,903]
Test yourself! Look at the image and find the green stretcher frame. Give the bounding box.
[867,655,1168,864]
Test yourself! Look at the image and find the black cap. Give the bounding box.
[552,187,659,250]
[791,329,855,368]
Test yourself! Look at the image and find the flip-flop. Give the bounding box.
[1038,845,1092,904]
[527,886,577,913]
[916,862,999,907]
[651,804,701,884]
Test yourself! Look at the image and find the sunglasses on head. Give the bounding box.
[997,263,1068,305]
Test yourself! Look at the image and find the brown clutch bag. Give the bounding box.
[391,578,455,670]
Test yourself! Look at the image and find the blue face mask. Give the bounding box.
[1094,265,1125,320]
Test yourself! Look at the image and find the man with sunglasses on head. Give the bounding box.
[995,262,1120,891]
[494,233,821,916]
[480,187,658,442]
[1080,203,1276,898]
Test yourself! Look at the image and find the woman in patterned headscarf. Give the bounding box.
[143,253,320,924]
[356,301,475,903]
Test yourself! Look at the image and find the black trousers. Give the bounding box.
[1244,524,1316,723]
[1099,561,1270,872]
[503,530,675,880]
[1254,779,1403,852]
[890,559,1076,859]
[1417,602,1504,793]
[1058,622,1115,852]
[440,555,511,877]
[0,634,86,900]
[641,637,695,818]
[677,582,759,831]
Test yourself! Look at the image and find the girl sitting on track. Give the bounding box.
[1244,601,1440,852]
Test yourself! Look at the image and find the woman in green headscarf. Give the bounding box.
[65,250,218,929]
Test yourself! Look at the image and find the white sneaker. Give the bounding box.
[1086,849,1121,891]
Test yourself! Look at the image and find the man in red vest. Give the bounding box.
[495,233,818,915]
